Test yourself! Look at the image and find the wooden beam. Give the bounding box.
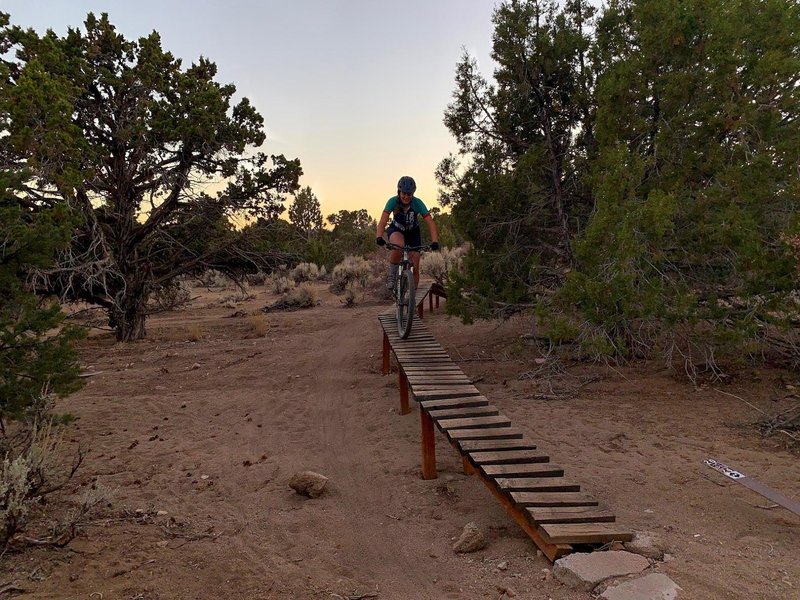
[420,409,437,479]
[398,368,410,415]
[382,331,390,375]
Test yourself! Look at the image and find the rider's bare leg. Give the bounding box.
[388,231,404,289]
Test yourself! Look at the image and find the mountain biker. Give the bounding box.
[376,175,439,291]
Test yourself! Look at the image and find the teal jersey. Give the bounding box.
[383,196,429,231]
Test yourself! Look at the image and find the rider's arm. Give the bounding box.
[376,210,391,238]
[423,213,438,244]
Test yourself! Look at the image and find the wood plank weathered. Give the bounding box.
[468,449,549,465]
[437,415,512,430]
[540,523,634,544]
[527,507,615,524]
[510,491,598,507]
[494,478,581,493]
[481,463,564,478]
[457,439,537,452]
[447,427,524,441]
[420,396,489,410]
[428,406,499,420]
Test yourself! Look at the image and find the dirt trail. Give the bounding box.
[3,283,799,599]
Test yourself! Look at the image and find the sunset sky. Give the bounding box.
[2,0,499,222]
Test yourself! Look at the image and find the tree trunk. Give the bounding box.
[113,290,149,342]
[541,108,574,266]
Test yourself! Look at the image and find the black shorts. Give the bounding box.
[386,225,421,248]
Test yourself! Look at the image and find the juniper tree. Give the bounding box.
[556,0,800,364]
[438,0,597,320]
[1,13,301,341]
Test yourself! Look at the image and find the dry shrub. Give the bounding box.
[247,315,270,336]
[342,282,358,307]
[268,274,295,294]
[246,271,268,286]
[422,244,468,284]
[287,283,318,308]
[195,269,229,288]
[331,255,371,292]
[219,283,255,305]
[185,324,204,341]
[149,280,192,311]
[264,283,319,312]
[291,262,327,283]
[1,409,111,549]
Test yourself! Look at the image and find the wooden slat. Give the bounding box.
[408,373,467,379]
[527,507,615,524]
[398,358,455,363]
[509,491,598,507]
[481,463,564,478]
[428,405,499,420]
[447,427,523,441]
[468,449,549,465]
[457,439,537,452]
[473,469,572,561]
[412,381,477,388]
[540,523,633,544]
[437,415,511,430]
[420,396,489,410]
[494,477,580,493]
[405,372,470,378]
[407,377,473,385]
[412,387,481,400]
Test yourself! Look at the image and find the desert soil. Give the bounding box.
[2,281,799,600]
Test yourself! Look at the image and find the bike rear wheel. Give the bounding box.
[396,269,415,339]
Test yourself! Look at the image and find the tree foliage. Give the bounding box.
[1,13,302,341]
[288,186,323,241]
[0,182,83,429]
[442,0,800,369]
[438,0,597,320]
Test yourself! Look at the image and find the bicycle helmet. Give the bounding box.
[397,176,416,195]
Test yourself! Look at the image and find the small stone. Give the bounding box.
[156,540,169,548]
[200,474,209,480]
[156,510,168,516]
[497,560,508,571]
[625,530,667,560]
[453,522,487,553]
[190,363,201,370]
[289,471,329,498]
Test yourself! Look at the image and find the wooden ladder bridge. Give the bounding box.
[379,282,632,562]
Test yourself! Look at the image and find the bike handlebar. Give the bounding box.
[384,242,431,252]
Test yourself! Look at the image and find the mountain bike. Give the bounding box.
[384,242,430,339]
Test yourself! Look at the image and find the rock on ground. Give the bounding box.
[601,573,682,600]
[553,551,650,591]
[452,522,487,553]
[625,531,667,560]
[289,471,328,498]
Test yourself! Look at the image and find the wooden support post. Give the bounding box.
[418,299,424,319]
[462,456,475,475]
[420,410,437,479]
[435,295,440,308]
[382,331,390,375]
[429,292,433,312]
[398,368,410,415]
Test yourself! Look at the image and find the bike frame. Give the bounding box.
[385,242,429,338]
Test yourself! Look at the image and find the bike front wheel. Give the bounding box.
[396,269,415,339]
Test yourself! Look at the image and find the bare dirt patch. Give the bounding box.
[2,282,798,599]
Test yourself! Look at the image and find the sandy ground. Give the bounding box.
[2,281,799,600]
